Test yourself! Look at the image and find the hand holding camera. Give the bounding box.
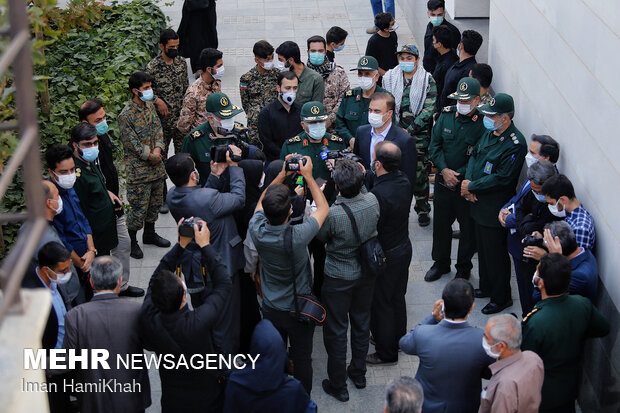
[178,217,210,248]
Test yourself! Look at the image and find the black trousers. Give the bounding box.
[507,231,535,316]
[238,272,261,354]
[309,237,326,299]
[370,241,412,362]
[431,182,476,272]
[262,306,315,394]
[322,273,376,390]
[475,223,512,304]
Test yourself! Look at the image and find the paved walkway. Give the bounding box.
[130,1,522,411]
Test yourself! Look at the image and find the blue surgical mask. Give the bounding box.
[399,61,416,73]
[532,190,547,203]
[309,52,325,66]
[430,16,444,26]
[81,146,99,162]
[483,116,497,131]
[307,122,326,140]
[139,88,154,102]
[334,44,344,52]
[95,119,108,135]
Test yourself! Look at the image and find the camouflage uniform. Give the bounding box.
[118,99,166,231]
[399,75,437,216]
[323,64,350,130]
[480,91,494,106]
[239,66,279,145]
[146,54,189,155]
[176,77,221,135]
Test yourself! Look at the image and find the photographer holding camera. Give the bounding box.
[165,148,245,355]
[140,219,232,413]
[248,154,330,394]
[181,92,249,186]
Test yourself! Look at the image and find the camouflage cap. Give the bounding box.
[350,56,379,71]
[206,92,243,119]
[448,77,481,101]
[477,93,514,115]
[301,101,329,122]
[395,44,419,57]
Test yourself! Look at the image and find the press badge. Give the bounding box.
[483,162,493,174]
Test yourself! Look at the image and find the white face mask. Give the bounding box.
[51,197,63,215]
[276,59,287,71]
[212,65,225,80]
[482,336,501,359]
[219,118,235,132]
[358,76,375,91]
[456,101,473,115]
[262,60,275,70]
[53,172,76,189]
[525,152,538,168]
[532,270,540,289]
[368,112,387,129]
[47,267,72,285]
[281,90,296,105]
[548,201,566,218]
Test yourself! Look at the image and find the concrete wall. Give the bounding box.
[488,0,620,410]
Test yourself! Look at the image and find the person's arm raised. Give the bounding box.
[300,155,329,228]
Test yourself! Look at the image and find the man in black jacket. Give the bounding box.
[367,141,413,365]
[140,219,232,413]
[423,0,461,73]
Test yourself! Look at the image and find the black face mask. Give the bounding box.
[166,48,179,59]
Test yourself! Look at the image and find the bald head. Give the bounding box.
[374,140,401,175]
[42,180,60,219]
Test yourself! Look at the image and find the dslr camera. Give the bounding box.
[211,123,251,163]
[285,156,308,172]
[179,217,203,238]
[522,234,545,263]
[320,148,362,164]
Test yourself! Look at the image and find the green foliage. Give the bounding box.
[0,0,166,251]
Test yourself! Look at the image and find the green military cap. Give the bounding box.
[300,101,329,122]
[477,93,514,115]
[448,77,481,101]
[206,92,243,119]
[350,56,379,71]
[396,44,419,57]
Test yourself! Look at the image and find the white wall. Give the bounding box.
[488,0,620,304]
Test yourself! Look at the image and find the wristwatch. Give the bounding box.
[88,248,97,255]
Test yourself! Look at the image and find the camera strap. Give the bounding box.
[284,226,301,314]
[340,203,362,246]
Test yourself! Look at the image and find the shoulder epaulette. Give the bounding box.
[345,89,354,97]
[442,105,456,113]
[287,135,301,144]
[522,307,540,324]
[329,134,343,143]
[190,129,204,140]
[510,133,519,145]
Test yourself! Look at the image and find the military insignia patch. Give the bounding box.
[330,135,342,142]
[75,168,81,177]
[483,162,493,174]
[191,130,202,140]
[287,136,301,143]
[459,82,468,91]
[472,115,478,122]
[361,57,369,66]
[345,90,353,97]
[310,105,320,115]
[489,97,496,106]
[220,96,229,106]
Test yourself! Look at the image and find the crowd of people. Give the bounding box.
[20,1,612,412]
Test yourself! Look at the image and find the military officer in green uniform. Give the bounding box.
[181,92,244,186]
[461,93,527,314]
[334,56,391,148]
[280,101,346,298]
[426,77,486,282]
[280,101,347,204]
[522,253,609,413]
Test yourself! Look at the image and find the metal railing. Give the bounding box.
[0,0,47,326]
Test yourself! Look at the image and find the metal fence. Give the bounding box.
[0,0,47,326]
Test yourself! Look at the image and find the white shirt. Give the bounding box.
[370,121,393,160]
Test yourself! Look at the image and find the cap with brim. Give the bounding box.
[350,56,379,71]
[395,44,419,57]
[477,93,514,115]
[206,92,243,119]
[448,77,481,101]
[301,101,329,122]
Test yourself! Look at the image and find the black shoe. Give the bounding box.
[454,271,471,280]
[347,371,366,389]
[143,222,171,248]
[365,352,397,366]
[474,289,490,298]
[481,300,513,315]
[119,285,145,297]
[418,214,431,227]
[159,203,169,214]
[451,229,461,239]
[130,240,143,259]
[322,379,349,402]
[425,267,449,282]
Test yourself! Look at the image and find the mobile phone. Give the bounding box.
[315,177,327,187]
